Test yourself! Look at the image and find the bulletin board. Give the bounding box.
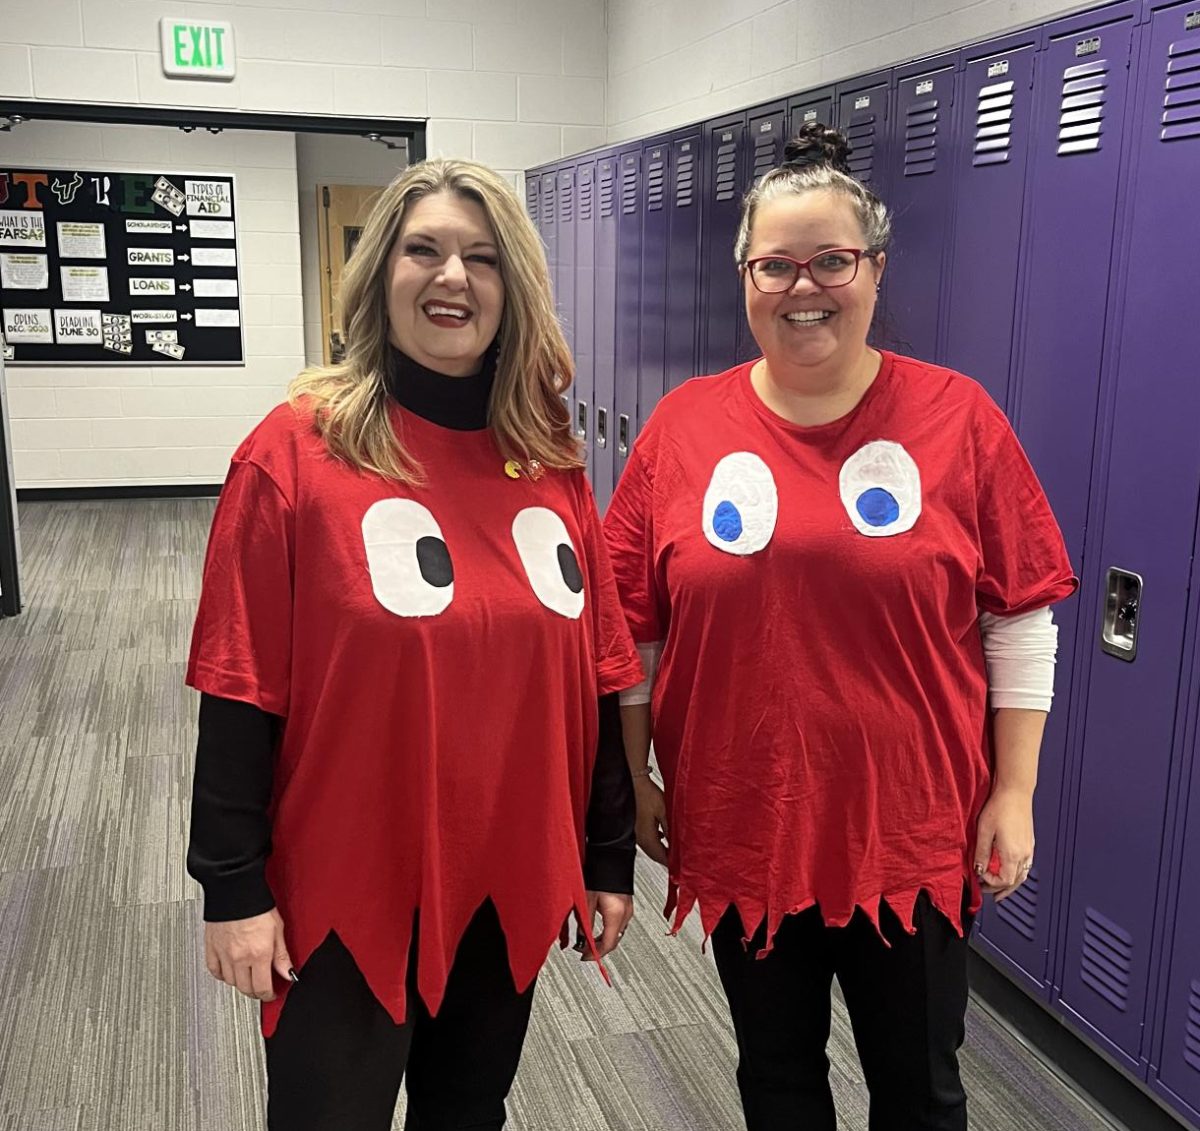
[0,167,244,366]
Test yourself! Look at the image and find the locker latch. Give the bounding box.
[1101,567,1142,662]
[596,407,608,449]
[618,414,630,456]
[576,400,588,442]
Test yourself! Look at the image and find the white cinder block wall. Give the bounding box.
[0,0,606,488]
[606,0,1099,142]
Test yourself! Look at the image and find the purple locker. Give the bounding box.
[664,129,700,393]
[1149,7,1200,1107]
[835,73,893,196]
[1056,0,1200,1073]
[882,56,959,362]
[941,33,1039,410]
[573,160,596,448]
[540,168,558,300]
[638,138,669,432]
[592,154,618,510]
[557,166,577,420]
[835,72,893,341]
[789,88,836,137]
[972,4,1138,1000]
[699,112,746,374]
[614,145,642,484]
[524,172,540,227]
[736,102,788,364]
[1153,693,1200,1122]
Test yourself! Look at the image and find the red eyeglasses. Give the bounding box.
[743,248,881,293]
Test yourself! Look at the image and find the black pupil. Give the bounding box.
[557,544,583,594]
[416,536,454,588]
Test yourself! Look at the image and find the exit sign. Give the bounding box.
[160,19,236,81]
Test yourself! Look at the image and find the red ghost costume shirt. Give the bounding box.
[603,351,1077,950]
[187,400,643,1036]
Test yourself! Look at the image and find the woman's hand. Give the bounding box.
[577,891,635,961]
[973,784,1035,903]
[634,776,670,867]
[204,908,295,1001]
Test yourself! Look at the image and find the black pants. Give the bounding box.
[264,902,537,1131]
[711,892,972,1131]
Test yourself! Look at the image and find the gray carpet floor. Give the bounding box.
[0,498,1131,1130]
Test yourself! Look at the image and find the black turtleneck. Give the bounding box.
[384,343,495,430]
[187,352,636,922]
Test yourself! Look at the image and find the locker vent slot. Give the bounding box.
[845,112,878,184]
[675,149,696,208]
[904,95,940,177]
[1058,59,1109,155]
[974,79,1014,165]
[526,187,538,224]
[620,163,638,215]
[647,153,666,212]
[1080,907,1134,1011]
[994,869,1038,940]
[714,139,739,202]
[599,164,615,219]
[559,178,573,223]
[1163,35,1200,141]
[579,175,593,222]
[1186,979,1200,1073]
[752,126,779,182]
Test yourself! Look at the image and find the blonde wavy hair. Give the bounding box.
[289,158,579,482]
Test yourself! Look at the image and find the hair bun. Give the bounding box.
[782,123,852,175]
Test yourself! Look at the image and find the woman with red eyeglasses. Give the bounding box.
[603,123,1077,1131]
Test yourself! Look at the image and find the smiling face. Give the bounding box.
[743,189,884,377]
[385,190,506,377]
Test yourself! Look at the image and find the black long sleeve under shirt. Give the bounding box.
[187,347,636,922]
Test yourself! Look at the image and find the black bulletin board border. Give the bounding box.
[0,166,245,367]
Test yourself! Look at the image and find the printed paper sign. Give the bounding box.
[152,177,186,216]
[126,219,175,235]
[3,307,54,344]
[56,221,106,259]
[0,253,49,290]
[191,246,236,268]
[60,265,110,303]
[129,277,177,296]
[189,219,235,240]
[145,329,179,344]
[185,179,232,218]
[193,278,239,298]
[54,308,103,344]
[127,247,175,267]
[131,309,178,324]
[0,210,47,248]
[195,307,240,328]
[151,341,186,360]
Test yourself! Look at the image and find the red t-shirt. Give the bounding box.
[187,401,643,1036]
[603,351,1077,950]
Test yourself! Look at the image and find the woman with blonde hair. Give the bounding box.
[186,158,643,1130]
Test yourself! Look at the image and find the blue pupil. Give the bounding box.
[857,487,900,527]
[713,500,743,542]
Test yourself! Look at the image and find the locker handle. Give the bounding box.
[576,400,588,442]
[1100,567,1142,662]
[596,407,608,449]
[618,414,630,456]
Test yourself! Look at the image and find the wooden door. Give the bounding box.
[317,184,383,364]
